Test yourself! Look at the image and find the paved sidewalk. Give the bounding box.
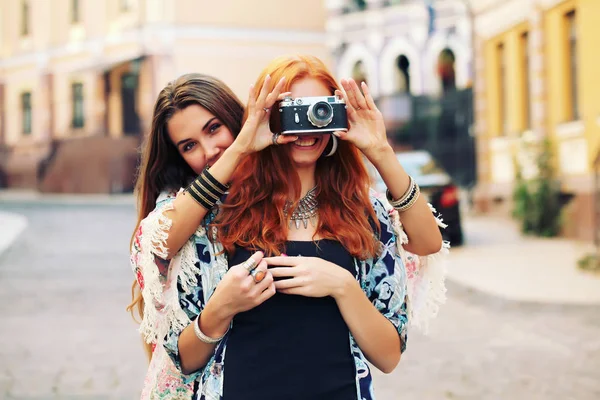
[447,215,600,305]
[0,189,133,258]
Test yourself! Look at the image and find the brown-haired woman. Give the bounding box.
[160,56,448,400]
[129,72,296,398]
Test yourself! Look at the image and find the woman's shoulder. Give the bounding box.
[155,189,181,208]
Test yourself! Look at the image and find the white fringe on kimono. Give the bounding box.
[376,192,449,335]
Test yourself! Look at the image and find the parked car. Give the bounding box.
[369,150,464,246]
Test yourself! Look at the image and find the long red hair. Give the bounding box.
[215,55,379,259]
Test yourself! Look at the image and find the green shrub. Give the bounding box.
[512,139,562,237]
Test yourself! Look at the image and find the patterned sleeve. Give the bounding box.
[369,189,448,335]
[162,271,205,384]
[363,197,409,353]
[163,213,228,385]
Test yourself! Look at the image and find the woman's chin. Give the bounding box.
[290,155,321,168]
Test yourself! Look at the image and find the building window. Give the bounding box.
[521,31,531,130]
[497,43,507,135]
[21,1,29,36]
[72,83,85,128]
[72,0,80,23]
[565,10,579,120]
[438,48,456,93]
[22,92,32,135]
[352,60,368,86]
[395,55,410,94]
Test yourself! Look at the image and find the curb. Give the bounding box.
[0,211,28,256]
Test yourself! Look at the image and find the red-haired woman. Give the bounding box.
[160,56,448,400]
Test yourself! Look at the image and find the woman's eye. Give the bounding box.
[183,142,196,152]
[209,123,222,134]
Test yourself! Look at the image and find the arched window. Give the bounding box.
[437,48,456,93]
[352,61,368,86]
[395,55,410,93]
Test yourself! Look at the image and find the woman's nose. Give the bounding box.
[203,145,220,163]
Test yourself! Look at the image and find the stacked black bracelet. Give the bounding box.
[185,169,229,210]
[386,175,420,212]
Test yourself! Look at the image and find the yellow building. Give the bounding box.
[472,0,600,241]
[0,0,329,192]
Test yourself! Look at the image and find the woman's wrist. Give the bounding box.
[332,269,360,302]
[364,142,395,166]
[222,141,249,161]
[199,298,234,338]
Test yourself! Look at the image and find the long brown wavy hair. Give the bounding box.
[215,55,379,259]
[127,73,244,359]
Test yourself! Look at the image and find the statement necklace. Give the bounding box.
[284,187,319,230]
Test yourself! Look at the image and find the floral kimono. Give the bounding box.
[130,189,449,399]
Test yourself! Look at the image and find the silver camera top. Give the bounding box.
[279,95,345,108]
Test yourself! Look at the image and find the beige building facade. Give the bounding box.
[0,0,330,192]
[472,0,600,241]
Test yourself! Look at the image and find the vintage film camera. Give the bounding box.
[270,95,349,135]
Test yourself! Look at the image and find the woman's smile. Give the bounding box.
[293,136,321,150]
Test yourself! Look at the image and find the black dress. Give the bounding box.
[222,240,358,400]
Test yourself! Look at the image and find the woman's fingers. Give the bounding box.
[269,266,301,279]
[264,77,287,108]
[264,256,300,267]
[341,79,360,111]
[274,277,304,290]
[277,91,292,101]
[247,251,264,265]
[332,130,348,140]
[256,74,272,109]
[361,81,377,111]
[276,135,298,145]
[335,89,356,121]
[247,84,257,112]
[257,281,276,303]
[349,79,368,111]
[235,251,264,273]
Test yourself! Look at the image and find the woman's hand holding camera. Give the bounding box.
[334,78,393,163]
[233,75,298,156]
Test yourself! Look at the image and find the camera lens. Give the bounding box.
[307,101,334,128]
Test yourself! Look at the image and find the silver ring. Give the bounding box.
[243,258,258,272]
[263,107,270,113]
[272,133,281,146]
[356,106,361,110]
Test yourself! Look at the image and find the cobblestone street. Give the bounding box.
[1,202,600,399]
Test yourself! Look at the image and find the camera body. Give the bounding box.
[270,95,349,135]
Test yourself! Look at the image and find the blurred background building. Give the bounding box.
[326,0,477,191]
[1,0,598,242]
[0,0,329,192]
[472,0,599,241]
[327,0,472,98]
